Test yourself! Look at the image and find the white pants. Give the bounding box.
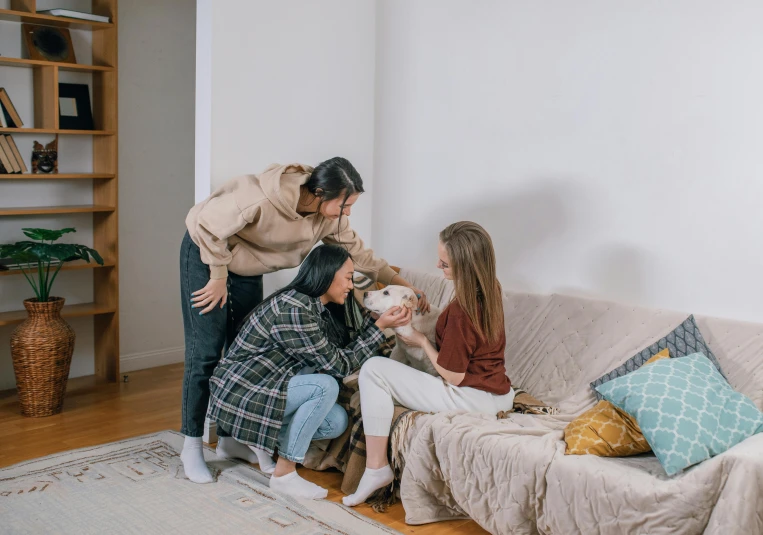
[358,356,516,436]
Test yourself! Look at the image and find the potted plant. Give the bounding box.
[0,228,103,417]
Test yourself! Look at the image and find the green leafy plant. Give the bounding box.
[0,228,104,302]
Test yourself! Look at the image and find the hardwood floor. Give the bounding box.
[0,363,487,535]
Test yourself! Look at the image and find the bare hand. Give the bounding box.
[191,278,227,315]
[397,328,428,348]
[375,306,412,330]
[412,288,430,315]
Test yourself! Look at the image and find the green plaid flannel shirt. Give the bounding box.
[207,289,384,454]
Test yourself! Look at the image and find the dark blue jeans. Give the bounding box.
[180,231,263,437]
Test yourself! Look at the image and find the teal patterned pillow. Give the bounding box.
[595,353,763,476]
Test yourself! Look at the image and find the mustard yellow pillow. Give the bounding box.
[564,349,670,456]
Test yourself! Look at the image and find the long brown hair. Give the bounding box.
[440,221,503,343]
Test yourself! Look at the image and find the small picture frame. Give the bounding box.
[58,83,94,130]
[22,24,77,64]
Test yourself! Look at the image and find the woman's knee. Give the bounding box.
[359,356,400,390]
[318,404,348,440]
[332,404,349,433]
[311,374,340,402]
[359,356,388,381]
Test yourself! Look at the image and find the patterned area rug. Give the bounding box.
[0,430,401,535]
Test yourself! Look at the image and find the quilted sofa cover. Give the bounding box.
[394,269,763,535]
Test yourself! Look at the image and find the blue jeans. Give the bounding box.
[277,374,349,463]
[180,231,263,437]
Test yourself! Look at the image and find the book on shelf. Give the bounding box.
[0,108,6,128]
[0,104,12,129]
[37,9,110,23]
[0,136,21,173]
[0,142,15,174]
[0,136,20,172]
[0,89,24,128]
[5,135,28,173]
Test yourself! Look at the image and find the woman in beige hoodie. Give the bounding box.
[179,157,428,483]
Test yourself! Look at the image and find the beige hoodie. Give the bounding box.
[185,163,397,284]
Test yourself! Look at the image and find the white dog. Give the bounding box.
[363,285,442,377]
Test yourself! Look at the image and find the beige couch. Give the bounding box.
[394,269,763,535]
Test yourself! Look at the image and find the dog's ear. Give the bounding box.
[400,293,418,310]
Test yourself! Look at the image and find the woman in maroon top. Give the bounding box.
[343,221,515,507]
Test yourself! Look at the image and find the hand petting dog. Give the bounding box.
[363,285,442,376]
[397,329,427,348]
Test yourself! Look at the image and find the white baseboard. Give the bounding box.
[120,346,185,373]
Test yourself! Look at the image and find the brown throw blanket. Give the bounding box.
[498,389,559,418]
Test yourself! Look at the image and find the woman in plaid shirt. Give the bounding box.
[207,245,411,499]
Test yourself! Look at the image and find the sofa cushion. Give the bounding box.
[590,315,725,400]
[564,400,647,457]
[595,353,763,476]
[565,349,669,456]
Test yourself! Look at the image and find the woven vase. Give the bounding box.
[10,297,75,417]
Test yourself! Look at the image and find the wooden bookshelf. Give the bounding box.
[0,8,113,30]
[0,259,116,277]
[0,173,115,180]
[0,303,117,327]
[0,57,114,71]
[0,0,119,382]
[0,205,116,216]
[0,128,116,135]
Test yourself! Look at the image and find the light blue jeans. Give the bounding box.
[277,374,348,463]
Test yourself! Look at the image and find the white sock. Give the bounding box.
[247,445,276,474]
[269,471,328,500]
[180,436,214,484]
[216,437,260,463]
[342,465,394,507]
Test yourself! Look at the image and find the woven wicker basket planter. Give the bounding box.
[10,297,76,417]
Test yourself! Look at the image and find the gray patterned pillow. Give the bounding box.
[590,315,725,400]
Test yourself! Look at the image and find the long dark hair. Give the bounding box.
[305,157,364,236]
[242,245,353,346]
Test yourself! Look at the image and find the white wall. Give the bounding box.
[372,0,763,323]
[206,0,377,294]
[195,0,212,204]
[118,0,196,371]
